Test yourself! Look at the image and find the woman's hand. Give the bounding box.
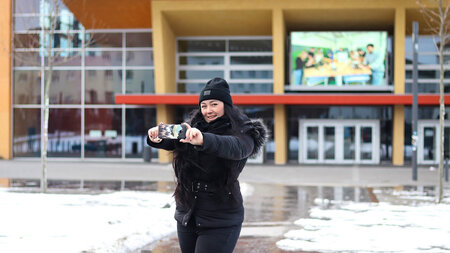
[179,123,203,146]
[148,123,163,143]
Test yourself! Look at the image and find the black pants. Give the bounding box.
[177,219,242,253]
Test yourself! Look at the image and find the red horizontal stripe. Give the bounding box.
[115,94,450,105]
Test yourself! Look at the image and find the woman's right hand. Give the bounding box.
[148,123,163,143]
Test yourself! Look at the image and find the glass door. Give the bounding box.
[418,120,450,164]
[299,120,379,164]
[343,126,356,161]
[324,126,336,161]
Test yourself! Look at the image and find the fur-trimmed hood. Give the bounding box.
[243,118,269,158]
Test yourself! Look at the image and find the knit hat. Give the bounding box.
[198,77,233,106]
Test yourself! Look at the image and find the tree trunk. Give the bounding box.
[437,0,445,204]
[41,1,57,193]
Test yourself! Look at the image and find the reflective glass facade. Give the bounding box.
[5,0,449,166]
[12,0,156,159]
[177,37,273,94]
[404,35,450,93]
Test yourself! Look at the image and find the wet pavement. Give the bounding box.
[143,182,378,253]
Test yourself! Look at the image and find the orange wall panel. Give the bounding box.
[0,0,12,159]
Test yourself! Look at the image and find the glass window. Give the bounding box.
[57,12,82,31]
[126,70,155,93]
[14,0,40,14]
[14,70,41,105]
[177,83,204,93]
[423,127,435,161]
[178,40,226,52]
[45,70,81,104]
[14,33,41,48]
[405,82,450,94]
[126,51,153,66]
[229,40,272,52]
[41,32,82,48]
[85,108,122,158]
[48,109,81,157]
[177,38,273,94]
[57,0,74,15]
[85,70,122,104]
[85,51,122,66]
[444,127,450,159]
[86,33,123,48]
[307,126,319,159]
[230,70,272,79]
[344,126,355,160]
[405,70,450,79]
[14,17,41,31]
[405,35,441,52]
[44,50,82,66]
[179,56,224,66]
[125,108,156,158]
[360,127,372,160]
[229,83,272,93]
[230,56,272,65]
[179,70,224,79]
[13,108,41,157]
[126,33,152,47]
[14,51,41,67]
[405,53,441,65]
[324,126,335,160]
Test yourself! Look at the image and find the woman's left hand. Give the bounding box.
[179,123,203,146]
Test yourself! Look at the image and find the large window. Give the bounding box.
[177,37,273,94]
[12,0,155,159]
[404,35,450,93]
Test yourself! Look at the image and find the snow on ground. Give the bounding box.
[277,189,450,253]
[0,189,176,253]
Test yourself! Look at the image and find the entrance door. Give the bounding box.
[299,120,380,164]
[418,120,450,164]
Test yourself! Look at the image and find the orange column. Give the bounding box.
[0,0,12,160]
[152,3,177,163]
[393,7,406,165]
[0,0,12,187]
[273,9,287,164]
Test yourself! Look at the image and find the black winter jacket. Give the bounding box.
[147,115,267,228]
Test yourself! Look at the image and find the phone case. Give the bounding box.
[158,124,187,139]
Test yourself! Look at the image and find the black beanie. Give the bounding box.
[198,77,233,106]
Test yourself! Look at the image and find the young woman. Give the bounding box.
[147,77,267,253]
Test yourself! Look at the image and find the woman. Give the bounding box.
[147,77,267,253]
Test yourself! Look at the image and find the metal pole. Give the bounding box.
[446,158,449,182]
[412,21,419,181]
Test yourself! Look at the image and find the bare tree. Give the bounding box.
[416,0,450,203]
[12,0,100,192]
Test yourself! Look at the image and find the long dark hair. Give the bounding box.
[172,104,248,208]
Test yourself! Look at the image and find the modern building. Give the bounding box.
[1,0,449,174]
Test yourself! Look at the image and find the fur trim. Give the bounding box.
[244,119,269,158]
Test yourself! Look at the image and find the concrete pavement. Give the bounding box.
[1,159,448,187]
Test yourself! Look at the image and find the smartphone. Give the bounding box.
[158,124,187,139]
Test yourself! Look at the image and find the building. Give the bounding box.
[1,0,449,173]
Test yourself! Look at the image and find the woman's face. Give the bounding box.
[200,99,225,123]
